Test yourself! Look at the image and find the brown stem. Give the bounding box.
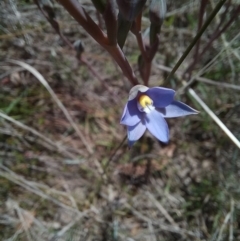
[57,0,138,86]
[34,0,73,49]
[105,45,138,85]
[132,13,152,85]
[143,62,152,86]
[132,13,148,61]
[57,0,109,45]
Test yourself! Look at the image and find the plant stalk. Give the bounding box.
[164,0,227,83]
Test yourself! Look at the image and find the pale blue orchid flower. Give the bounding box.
[120,85,198,146]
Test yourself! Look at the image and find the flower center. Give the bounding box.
[138,95,154,113]
[139,95,152,108]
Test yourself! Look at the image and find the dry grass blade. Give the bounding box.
[13,202,33,241]
[55,215,82,238]
[216,212,231,241]
[179,31,240,91]
[193,76,240,91]
[124,203,198,238]
[0,111,75,158]
[153,63,240,149]
[6,59,93,154]
[146,191,177,226]
[229,199,234,241]
[0,164,88,216]
[188,87,240,149]
[154,63,240,91]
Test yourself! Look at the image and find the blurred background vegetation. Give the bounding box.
[0,0,240,240]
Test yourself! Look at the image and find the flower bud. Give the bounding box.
[73,40,85,58]
[149,0,167,25]
[117,13,132,48]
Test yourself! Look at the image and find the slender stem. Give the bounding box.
[103,0,118,45]
[50,0,139,85]
[143,62,152,86]
[34,1,118,94]
[214,0,231,33]
[184,0,208,79]
[132,13,152,86]
[105,45,138,85]
[57,0,109,45]
[185,4,240,76]
[132,13,148,61]
[199,5,240,57]
[154,63,240,92]
[34,0,73,49]
[164,0,227,83]
[155,62,240,150]
[193,0,208,67]
[103,135,127,173]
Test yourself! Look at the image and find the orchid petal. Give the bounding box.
[145,109,169,143]
[120,99,141,126]
[128,85,149,100]
[158,101,199,118]
[127,121,146,147]
[146,87,175,108]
